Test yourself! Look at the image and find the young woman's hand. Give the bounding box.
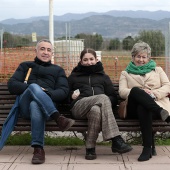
[72,89,80,99]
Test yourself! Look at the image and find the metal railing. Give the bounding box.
[0,47,170,82]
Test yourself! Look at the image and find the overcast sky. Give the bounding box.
[1,0,170,21]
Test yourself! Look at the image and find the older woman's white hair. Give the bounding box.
[131,41,151,58]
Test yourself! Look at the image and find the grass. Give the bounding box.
[4,132,170,146]
[156,138,170,145]
[4,133,114,146]
[5,133,85,146]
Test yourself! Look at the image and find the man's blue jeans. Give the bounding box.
[18,83,58,147]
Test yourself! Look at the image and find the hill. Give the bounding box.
[0,10,170,39]
[1,10,170,24]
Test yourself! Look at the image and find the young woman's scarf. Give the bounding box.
[125,59,156,75]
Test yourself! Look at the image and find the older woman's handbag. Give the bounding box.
[118,100,127,119]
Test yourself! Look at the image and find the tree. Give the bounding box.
[135,30,165,57]
[3,32,13,48]
[108,38,121,50]
[3,32,31,48]
[122,36,134,50]
[75,33,103,50]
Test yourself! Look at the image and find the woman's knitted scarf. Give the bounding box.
[72,61,104,75]
[125,59,156,75]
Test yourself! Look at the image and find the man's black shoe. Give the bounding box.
[85,148,97,160]
[112,135,132,154]
[160,109,169,121]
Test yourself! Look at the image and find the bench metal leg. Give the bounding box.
[152,131,157,156]
[73,131,86,142]
[81,131,87,141]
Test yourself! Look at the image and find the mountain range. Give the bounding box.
[0,10,170,39]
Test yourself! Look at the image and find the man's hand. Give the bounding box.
[41,87,48,92]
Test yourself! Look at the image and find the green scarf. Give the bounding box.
[125,60,156,75]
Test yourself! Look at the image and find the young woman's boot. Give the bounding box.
[85,148,97,160]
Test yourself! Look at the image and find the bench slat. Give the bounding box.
[0,83,170,133]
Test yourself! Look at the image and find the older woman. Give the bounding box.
[68,48,132,160]
[119,41,170,162]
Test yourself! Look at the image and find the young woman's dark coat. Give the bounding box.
[68,61,118,108]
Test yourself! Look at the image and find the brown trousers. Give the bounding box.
[71,94,120,148]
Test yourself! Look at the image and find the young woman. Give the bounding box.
[119,41,170,161]
[68,48,132,160]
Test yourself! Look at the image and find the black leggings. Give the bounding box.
[127,87,161,147]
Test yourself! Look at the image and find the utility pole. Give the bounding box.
[0,29,3,53]
[49,0,54,63]
[165,22,170,79]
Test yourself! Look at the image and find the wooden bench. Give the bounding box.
[0,82,170,135]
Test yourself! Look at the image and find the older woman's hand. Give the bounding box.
[143,88,152,95]
[143,88,156,99]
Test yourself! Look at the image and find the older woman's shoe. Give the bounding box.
[85,148,97,160]
[138,147,152,161]
[160,109,169,121]
[152,147,157,156]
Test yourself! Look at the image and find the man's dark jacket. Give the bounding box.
[8,57,69,103]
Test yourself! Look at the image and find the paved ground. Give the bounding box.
[1,145,170,170]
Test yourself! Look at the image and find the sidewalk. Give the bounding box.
[1,145,170,170]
